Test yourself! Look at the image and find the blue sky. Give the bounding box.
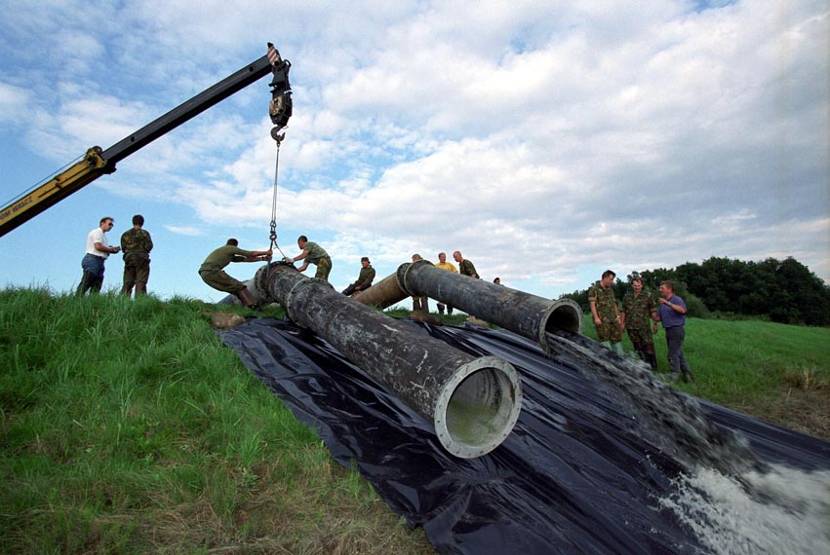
[1,0,827,302]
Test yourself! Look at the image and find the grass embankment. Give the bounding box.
[580,316,830,439]
[0,289,430,554]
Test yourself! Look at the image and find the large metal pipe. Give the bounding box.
[398,260,582,351]
[350,272,407,309]
[250,263,522,459]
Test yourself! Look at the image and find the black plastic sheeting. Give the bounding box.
[221,318,830,554]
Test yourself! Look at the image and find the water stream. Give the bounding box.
[546,330,830,554]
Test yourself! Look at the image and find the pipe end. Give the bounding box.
[539,298,582,349]
[433,356,522,459]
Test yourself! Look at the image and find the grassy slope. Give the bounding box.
[0,290,430,554]
[581,315,830,438]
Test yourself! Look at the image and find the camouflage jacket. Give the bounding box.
[588,281,619,322]
[459,259,479,279]
[622,290,656,331]
[354,266,376,289]
[120,228,153,258]
[304,241,330,264]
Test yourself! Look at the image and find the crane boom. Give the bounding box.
[0,44,291,237]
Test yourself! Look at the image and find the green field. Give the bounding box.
[1,290,828,553]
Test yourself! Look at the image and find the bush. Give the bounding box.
[684,293,711,319]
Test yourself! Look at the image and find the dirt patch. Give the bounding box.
[734,387,830,441]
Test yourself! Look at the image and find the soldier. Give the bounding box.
[284,235,332,282]
[453,250,479,279]
[199,238,271,307]
[621,274,658,369]
[342,257,375,296]
[120,214,153,298]
[410,254,429,313]
[588,269,624,355]
[434,251,457,315]
[76,216,120,296]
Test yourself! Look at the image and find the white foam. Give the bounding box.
[660,464,830,554]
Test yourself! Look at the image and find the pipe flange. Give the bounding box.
[538,298,583,351]
[432,356,522,459]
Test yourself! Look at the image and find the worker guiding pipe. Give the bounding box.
[249,262,523,459]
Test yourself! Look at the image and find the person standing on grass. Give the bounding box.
[342,257,375,296]
[120,214,153,298]
[410,254,430,313]
[656,280,694,382]
[621,275,658,370]
[284,235,332,282]
[199,238,271,307]
[76,216,120,296]
[588,269,624,356]
[435,251,458,315]
[453,250,479,279]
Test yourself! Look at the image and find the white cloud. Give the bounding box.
[0,82,29,123]
[164,224,204,236]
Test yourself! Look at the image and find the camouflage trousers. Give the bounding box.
[199,269,245,294]
[122,253,150,296]
[626,327,657,370]
[314,257,332,282]
[595,318,622,343]
[412,296,429,312]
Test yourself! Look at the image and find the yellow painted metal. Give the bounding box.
[0,147,108,233]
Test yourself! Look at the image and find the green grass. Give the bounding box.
[0,289,430,554]
[580,315,830,436]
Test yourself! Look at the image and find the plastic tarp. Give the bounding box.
[220,318,830,554]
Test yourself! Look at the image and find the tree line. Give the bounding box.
[562,256,830,326]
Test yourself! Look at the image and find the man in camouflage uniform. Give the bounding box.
[199,238,272,307]
[284,235,332,282]
[588,269,624,356]
[342,257,375,296]
[120,214,153,298]
[410,254,429,312]
[621,274,658,369]
[453,250,479,279]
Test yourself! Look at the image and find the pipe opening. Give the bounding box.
[434,358,522,459]
[542,299,582,337]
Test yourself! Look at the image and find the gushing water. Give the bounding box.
[660,464,830,554]
[546,331,830,553]
[546,330,759,475]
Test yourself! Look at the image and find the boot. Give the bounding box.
[237,287,257,308]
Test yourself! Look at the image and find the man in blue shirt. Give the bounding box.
[656,280,694,382]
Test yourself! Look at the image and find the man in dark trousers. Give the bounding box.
[120,214,153,298]
[76,216,120,295]
[342,257,375,296]
[656,280,693,382]
[199,239,271,307]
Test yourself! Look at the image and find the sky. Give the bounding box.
[0,0,827,302]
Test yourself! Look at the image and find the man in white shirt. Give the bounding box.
[76,216,120,295]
